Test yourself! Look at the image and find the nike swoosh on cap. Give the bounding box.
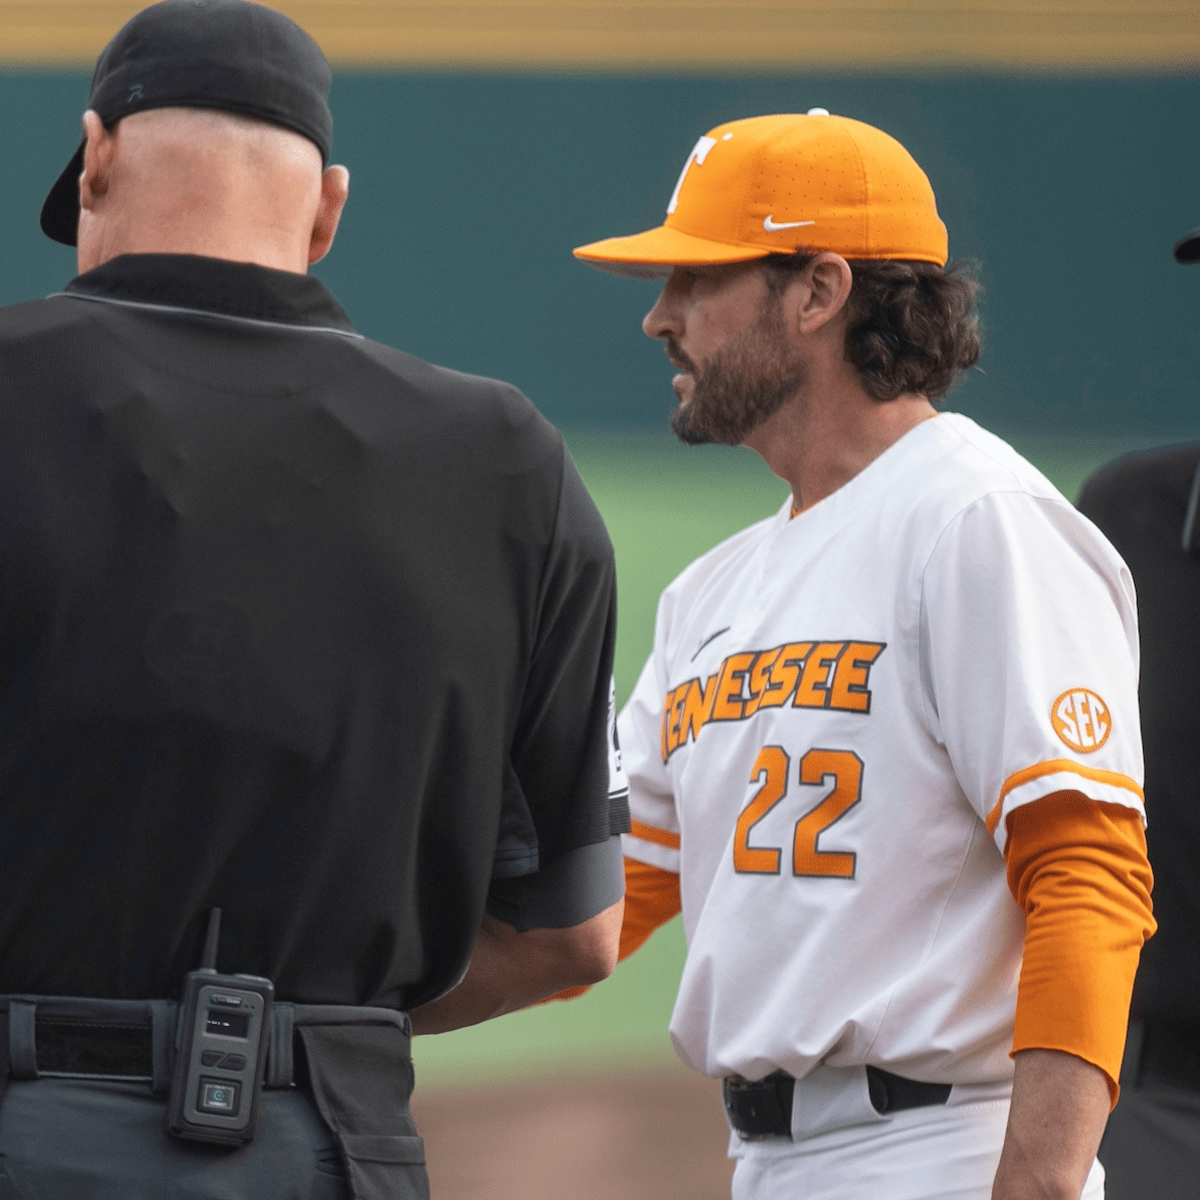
[763,215,816,232]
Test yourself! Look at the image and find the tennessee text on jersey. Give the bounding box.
[660,640,886,760]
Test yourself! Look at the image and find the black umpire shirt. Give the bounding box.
[1078,445,1200,1033]
[0,253,627,1011]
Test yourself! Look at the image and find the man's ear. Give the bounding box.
[791,252,854,337]
[79,110,115,214]
[309,165,349,265]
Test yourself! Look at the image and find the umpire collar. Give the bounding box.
[59,253,359,337]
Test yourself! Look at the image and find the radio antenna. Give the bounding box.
[200,907,221,973]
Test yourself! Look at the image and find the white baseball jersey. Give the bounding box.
[620,412,1142,1086]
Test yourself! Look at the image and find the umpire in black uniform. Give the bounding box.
[0,2,628,1197]
[1077,226,1200,1197]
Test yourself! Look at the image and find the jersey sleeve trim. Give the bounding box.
[628,819,681,850]
[986,759,1144,852]
[623,820,681,873]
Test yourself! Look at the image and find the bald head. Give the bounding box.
[75,106,349,275]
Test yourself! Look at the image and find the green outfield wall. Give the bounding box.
[1,71,1197,437]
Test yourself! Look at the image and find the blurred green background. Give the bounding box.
[4,73,1200,440]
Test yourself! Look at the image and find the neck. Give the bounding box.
[743,367,937,510]
[81,211,311,276]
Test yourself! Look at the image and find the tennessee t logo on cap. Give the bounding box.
[574,111,949,278]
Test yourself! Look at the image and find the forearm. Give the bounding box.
[410,899,623,1035]
[992,794,1155,1197]
[992,1049,1109,1200]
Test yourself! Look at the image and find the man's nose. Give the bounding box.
[643,272,685,340]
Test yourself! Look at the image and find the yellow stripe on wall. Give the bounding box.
[0,0,1196,70]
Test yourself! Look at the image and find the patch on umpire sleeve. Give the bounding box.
[607,676,629,800]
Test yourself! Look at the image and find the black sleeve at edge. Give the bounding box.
[486,835,624,931]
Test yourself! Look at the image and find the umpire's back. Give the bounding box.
[0,4,623,1198]
[0,258,610,1010]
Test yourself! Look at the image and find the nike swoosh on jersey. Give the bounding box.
[691,627,731,662]
[763,215,816,232]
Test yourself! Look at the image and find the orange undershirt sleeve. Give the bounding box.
[616,856,683,957]
[1005,789,1155,1105]
[546,856,682,1002]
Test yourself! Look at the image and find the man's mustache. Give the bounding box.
[664,338,696,375]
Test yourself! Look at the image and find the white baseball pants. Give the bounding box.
[730,1089,1106,1200]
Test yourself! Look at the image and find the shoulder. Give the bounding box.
[897,414,1092,544]
[0,294,101,343]
[912,413,1066,510]
[354,338,550,433]
[0,291,549,445]
[0,294,147,403]
[851,413,1073,559]
[0,293,570,515]
[348,339,573,483]
[879,415,1128,587]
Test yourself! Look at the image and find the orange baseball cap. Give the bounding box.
[573,111,948,277]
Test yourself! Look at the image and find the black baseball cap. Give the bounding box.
[1175,228,1200,264]
[40,0,333,247]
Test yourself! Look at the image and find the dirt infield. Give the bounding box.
[413,1071,736,1200]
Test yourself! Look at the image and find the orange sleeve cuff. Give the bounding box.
[1005,789,1155,1105]
[546,856,681,1003]
[617,856,683,958]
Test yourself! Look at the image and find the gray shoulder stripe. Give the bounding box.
[48,291,364,340]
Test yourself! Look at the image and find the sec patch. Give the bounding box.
[1051,688,1111,753]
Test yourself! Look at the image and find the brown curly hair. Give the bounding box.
[761,254,981,403]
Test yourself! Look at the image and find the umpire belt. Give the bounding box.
[724,1065,952,1141]
[0,994,298,1092]
[0,995,426,1200]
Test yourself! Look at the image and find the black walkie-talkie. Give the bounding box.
[168,908,274,1146]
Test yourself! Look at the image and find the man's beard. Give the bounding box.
[668,295,808,446]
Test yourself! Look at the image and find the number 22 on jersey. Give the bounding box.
[733,745,863,878]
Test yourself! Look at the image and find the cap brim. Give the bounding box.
[573,223,770,278]
[1175,227,1200,264]
[41,141,85,247]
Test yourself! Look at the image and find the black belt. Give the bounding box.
[723,1067,953,1140]
[3,997,298,1091]
[1,997,179,1093]
[35,1016,155,1078]
[1137,1018,1200,1091]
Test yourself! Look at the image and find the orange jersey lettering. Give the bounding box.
[660,639,886,761]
